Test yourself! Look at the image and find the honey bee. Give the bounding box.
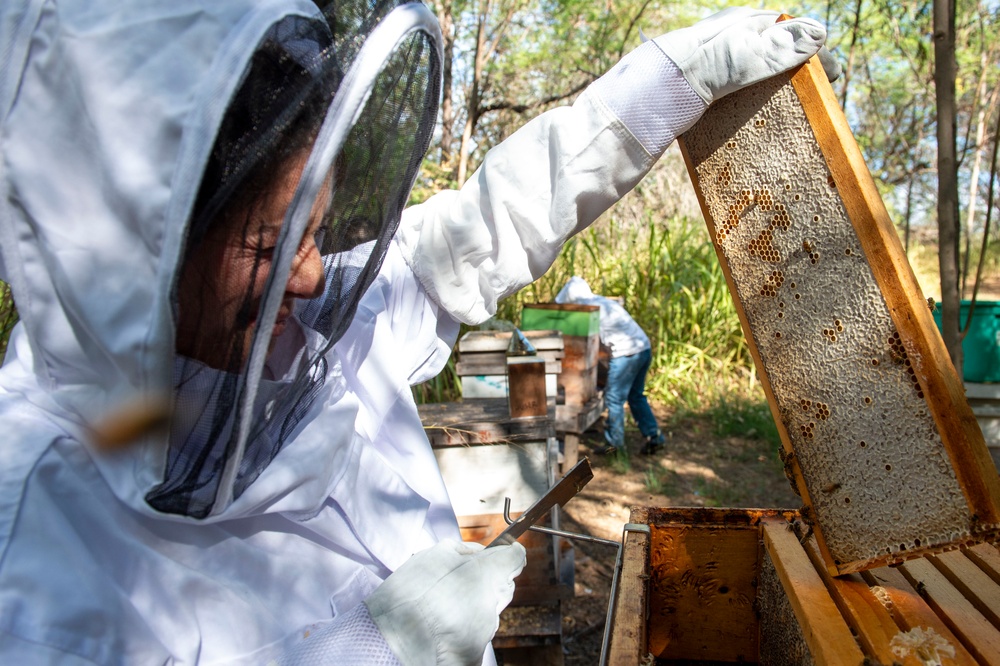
[89,396,172,452]
[778,447,801,496]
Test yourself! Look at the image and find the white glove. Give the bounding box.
[364,540,527,666]
[652,7,838,106]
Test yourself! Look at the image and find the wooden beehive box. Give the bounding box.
[456,329,564,401]
[521,304,605,439]
[522,303,601,408]
[417,399,572,653]
[608,507,1000,665]
[678,51,1000,575]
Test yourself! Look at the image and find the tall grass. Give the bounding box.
[487,212,754,411]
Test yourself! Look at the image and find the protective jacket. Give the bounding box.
[555,277,651,359]
[0,0,706,662]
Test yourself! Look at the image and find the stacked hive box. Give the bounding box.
[522,303,604,439]
[455,329,563,402]
[966,383,1000,470]
[417,400,570,664]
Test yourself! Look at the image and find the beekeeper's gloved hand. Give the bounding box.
[365,539,527,666]
[652,7,838,106]
[588,7,838,159]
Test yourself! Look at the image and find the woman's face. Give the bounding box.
[175,150,331,371]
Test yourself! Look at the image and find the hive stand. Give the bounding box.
[677,51,1000,575]
[417,399,570,664]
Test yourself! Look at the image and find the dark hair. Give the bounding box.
[188,17,337,249]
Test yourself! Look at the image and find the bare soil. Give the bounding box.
[551,405,802,665]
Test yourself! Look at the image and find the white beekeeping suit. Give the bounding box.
[0,0,831,662]
[555,276,651,359]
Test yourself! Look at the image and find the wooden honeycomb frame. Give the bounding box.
[678,54,1000,575]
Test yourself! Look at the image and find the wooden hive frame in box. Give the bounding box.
[677,51,1000,575]
[607,507,1000,665]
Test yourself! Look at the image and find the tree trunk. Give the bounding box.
[904,174,914,253]
[934,0,963,374]
[435,1,457,170]
[961,53,989,298]
[961,51,1000,297]
[839,0,864,109]
[456,0,489,186]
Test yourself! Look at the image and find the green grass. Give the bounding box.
[643,466,681,495]
[691,477,723,507]
[642,467,664,494]
[703,396,780,445]
[485,212,753,411]
[410,356,461,404]
[607,449,631,474]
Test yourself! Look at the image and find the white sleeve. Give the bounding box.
[231,604,402,666]
[345,241,460,386]
[395,43,704,326]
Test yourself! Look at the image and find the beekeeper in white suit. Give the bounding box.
[0,0,834,663]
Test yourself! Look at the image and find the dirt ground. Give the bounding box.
[524,405,802,665]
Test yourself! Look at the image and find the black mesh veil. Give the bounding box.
[148,1,441,518]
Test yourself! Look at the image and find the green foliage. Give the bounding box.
[702,396,781,446]
[409,157,460,206]
[489,209,752,411]
[0,282,17,364]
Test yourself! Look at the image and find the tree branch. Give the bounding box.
[478,78,593,115]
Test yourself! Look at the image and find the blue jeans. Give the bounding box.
[603,348,660,450]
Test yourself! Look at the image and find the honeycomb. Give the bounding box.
[680,71,970,566]
[757,551,815,666]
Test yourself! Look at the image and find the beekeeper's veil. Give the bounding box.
[0,0,441,519]
[159,0,442,518]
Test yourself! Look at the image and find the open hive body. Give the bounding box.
[608,508,1000,665]
[678,55,1000,574]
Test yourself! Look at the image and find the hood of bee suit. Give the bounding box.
[0,0,442,520]
[555,276,597,303]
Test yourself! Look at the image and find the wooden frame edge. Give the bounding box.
[762,520,866,665]
[790,54,1000,530]
[607,506,652,665]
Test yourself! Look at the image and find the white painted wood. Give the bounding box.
[433,440,550,515]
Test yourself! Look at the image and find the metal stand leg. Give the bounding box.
[501,498,651,666]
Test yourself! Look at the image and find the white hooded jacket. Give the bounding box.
[0,0,706,662]
[555,276,651,359]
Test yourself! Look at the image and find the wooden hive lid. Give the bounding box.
[457,329,564,353]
